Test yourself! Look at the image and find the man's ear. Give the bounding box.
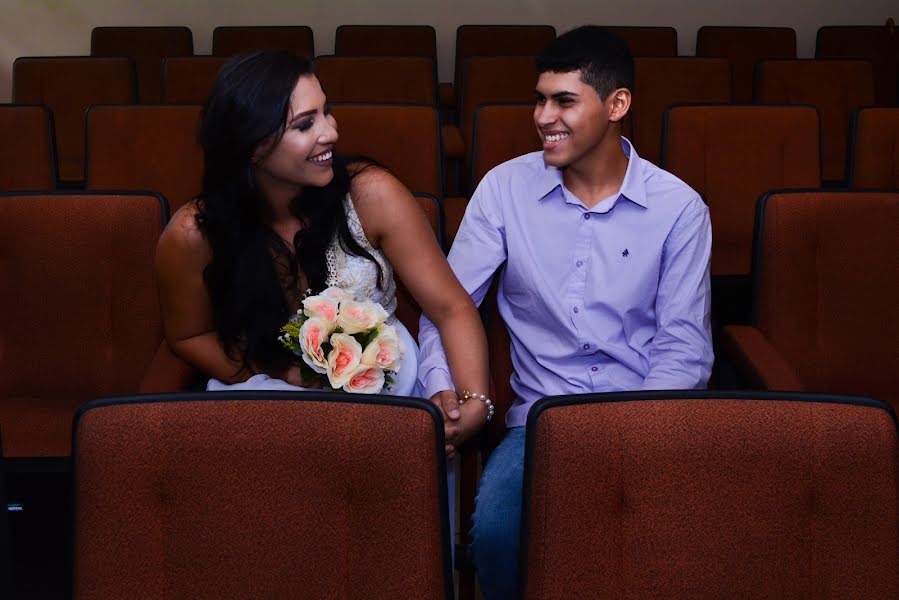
[608,88,631,123]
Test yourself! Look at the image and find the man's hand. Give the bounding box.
[430,390,462,458]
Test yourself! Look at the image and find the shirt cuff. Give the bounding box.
[422,368,455,400]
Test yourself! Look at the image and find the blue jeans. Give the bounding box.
[470,427,526,600]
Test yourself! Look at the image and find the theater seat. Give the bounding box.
[721,190,899,412]
[522,391,898,599]
[72,392,453,599]
[848,107,899,188]
[0,192,166,458]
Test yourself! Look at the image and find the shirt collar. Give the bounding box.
[617,137,648,209]
[534,137,649,209]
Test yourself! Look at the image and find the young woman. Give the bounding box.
[155,51,489,455]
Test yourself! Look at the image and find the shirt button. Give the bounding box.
[573,307,579,313]
[576,260,583,268]
[583,344,590,350]
[591,366,598,372]
[583,213,591,220]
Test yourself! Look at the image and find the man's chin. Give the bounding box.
[542,151,568,168]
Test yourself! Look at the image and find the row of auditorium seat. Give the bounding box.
[5,53,895,188]
[2,185,896,597]
[77,24,899,105]
[0,188,895,462]
[1,389,893,599]
[2,99,897,275]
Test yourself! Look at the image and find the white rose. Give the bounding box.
[337,300,389,334]
[361,325,404,372]
[320,286,355,304]
[342,365,385,394]
[299,317,335,374]
[326,333,363,388]
[302,295,339,323]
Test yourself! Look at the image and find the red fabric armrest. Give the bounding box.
[441,125,466,160]
[439,82,455,111]
[720,325,804,391]
[139,341,197,393]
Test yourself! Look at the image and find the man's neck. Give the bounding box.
[562,135,629,209]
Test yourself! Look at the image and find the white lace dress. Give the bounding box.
[207,195,421,396]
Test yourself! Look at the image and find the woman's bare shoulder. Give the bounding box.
[158,200,211,262]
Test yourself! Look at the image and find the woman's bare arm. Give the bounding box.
[350,169,491,450]
[155,204,260,384]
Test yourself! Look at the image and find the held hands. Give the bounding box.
[430,390,489,459]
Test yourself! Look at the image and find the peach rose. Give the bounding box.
[337,300,389,334]
[302,295,339,323]
[320,286,355,304]
[361,325,404,372]
[299,317,335,374]
[326,333,363,388]
[342,365,385,394]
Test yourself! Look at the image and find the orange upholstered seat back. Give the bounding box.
[661,105,821,276]
[632,57,731,165]
[696,26,797,103]
[91,26,193,104]
[752,191,899,405]
[316,56,437,105]
[12,57,136,183]
[73,393,452,599]
[849,107,899,188]
[0,105,57,190]
[523,393,899,600]
[0,192,165,457]
[161,56,228,104]
[85,104,204,213]
[756,60,875,182]
[335,25,437,58]
[212,26,314,57]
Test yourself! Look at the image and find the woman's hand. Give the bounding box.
[447,398,489,459]
[431,390,462,458]
[282,363,326,388]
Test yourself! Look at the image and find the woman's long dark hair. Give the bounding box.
[196,50,381,375]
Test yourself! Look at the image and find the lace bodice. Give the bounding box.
[325,194,398,318]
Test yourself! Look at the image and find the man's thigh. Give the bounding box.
[474,427,526,521]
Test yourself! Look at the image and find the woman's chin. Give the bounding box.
[306,167,335,188]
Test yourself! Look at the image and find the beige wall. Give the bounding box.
[0,0,894,102]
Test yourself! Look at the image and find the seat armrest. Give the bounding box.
[720,325,804,391]
[139,341,197,393]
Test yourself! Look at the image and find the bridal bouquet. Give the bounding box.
[278,287,404,394]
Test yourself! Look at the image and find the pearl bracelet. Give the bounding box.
[460,390,495,421]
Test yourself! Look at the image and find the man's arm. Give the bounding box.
[641,198,714,389]
[418,173,508,400]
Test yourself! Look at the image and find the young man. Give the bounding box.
[418,26,713,598]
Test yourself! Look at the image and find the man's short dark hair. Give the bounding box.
[536,26,634,99]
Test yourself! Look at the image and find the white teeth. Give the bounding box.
[544,133,569,143]
[309,150,332,162]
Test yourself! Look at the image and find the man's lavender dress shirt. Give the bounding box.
[419,138,713,427]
